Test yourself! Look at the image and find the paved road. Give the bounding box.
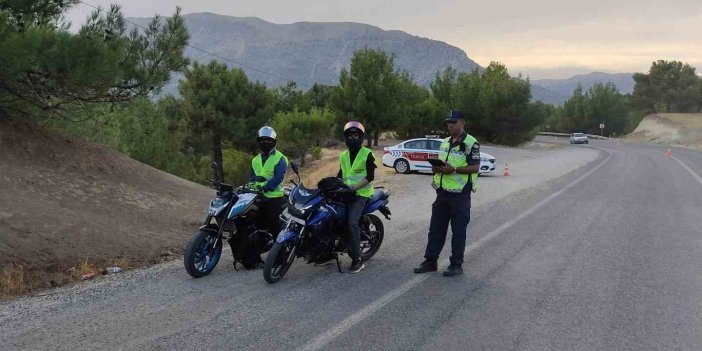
[2,138,702,350]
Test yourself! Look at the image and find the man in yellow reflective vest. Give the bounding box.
[335,121,376,273]
[228,126,288,269]
[249,126,288,238]
[414,110,480,277]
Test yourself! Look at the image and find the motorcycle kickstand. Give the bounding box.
[335,254,343,273]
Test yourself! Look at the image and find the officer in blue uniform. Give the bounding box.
[414,110,481,277]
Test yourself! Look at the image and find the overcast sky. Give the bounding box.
[66,0,702,79]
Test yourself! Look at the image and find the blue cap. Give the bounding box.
[445,109,465,121]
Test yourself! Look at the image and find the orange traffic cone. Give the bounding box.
[503,163,510,176]
[666,148,672,157]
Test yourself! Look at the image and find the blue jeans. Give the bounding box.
[346,196,367,261]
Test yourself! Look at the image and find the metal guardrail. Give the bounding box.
[538,132,610,140]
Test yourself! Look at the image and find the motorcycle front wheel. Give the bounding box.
[184,229,222,278]
[263,241,296,284]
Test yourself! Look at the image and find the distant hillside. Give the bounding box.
[532,72,635,98]
[530,84,569,105]
[129,13,480,92]
[129,13,580,105]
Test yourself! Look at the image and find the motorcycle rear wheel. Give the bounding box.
[360,214,384,261]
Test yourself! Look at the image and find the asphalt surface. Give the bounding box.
[2,138,702,350]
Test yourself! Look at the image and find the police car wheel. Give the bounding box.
[394,159,410,174]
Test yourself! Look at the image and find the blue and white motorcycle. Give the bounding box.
[263,162,391,283]
[183,163,283,278]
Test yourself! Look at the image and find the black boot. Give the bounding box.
[443,264,463,277]
[413,260,438,273]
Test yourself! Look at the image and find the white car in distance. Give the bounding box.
[570,133,589,144]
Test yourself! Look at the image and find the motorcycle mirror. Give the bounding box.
[290,161,300,175]
[211,162,223,183]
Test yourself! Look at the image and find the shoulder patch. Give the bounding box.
[470,142,480,160]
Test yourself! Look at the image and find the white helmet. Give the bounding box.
[257,126,277,141]
[343,121,365,137]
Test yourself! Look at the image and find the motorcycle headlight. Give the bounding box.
[211,197,227,208]
[288,207,306,218]
[289,203,316,219]
[208,197,228,215]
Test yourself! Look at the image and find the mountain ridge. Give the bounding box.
[130,13,631,105]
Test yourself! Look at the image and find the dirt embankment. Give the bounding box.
[0,118,213,297]
[626,113,702,150]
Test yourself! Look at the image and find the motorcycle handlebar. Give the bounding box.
[331,188,353,193]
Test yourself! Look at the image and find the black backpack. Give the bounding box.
[228,228,263,270]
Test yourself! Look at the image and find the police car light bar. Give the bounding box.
[424,135,440,138]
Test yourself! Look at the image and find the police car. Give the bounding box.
[382,136,496,175]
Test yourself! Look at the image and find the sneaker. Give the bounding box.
[413,260,438,274]
[348,259,365,273]
[443,264,463,277]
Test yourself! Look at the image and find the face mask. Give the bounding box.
[345,138,362,150]
[258,141,275,153]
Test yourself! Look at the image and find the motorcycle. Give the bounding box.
[183,163,284,278]
[263,162,391,283]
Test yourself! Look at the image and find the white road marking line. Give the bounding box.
[671,155,702,187]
